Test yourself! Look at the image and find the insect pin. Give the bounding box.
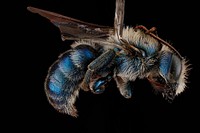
[27,0,190,117]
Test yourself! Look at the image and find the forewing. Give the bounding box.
[27,6,114,41]
[114,0,125,38]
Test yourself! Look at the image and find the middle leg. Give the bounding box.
[80,49,116,93]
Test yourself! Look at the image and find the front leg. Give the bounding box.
[80,49,116,93]
[114,76,133,98]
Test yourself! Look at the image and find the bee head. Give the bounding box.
[147,51,189,101]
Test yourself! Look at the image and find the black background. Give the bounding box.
[7,0,199,132]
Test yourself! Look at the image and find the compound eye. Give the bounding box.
[170,54,182,81]
[159,51,182,84]
[159,51,172,79]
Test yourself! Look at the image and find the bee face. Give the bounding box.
[147,50,189,100]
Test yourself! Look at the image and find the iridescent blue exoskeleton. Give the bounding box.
[27,0,189,117]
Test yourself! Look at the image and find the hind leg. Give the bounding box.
[81,49,116,93]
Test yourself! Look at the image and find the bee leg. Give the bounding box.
[80,49,116,92]
[114,76,133,99]
[90,74,113,94]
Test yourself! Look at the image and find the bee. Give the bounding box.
[27,0,189,117]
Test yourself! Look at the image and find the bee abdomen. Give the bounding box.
[45,44,98,117]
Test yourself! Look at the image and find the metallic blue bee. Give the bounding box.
[27,0,189,117]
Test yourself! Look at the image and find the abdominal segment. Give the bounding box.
[44,44,98,117]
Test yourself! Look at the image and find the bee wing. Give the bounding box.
[114,0,125,38]
[27,6,114,41]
